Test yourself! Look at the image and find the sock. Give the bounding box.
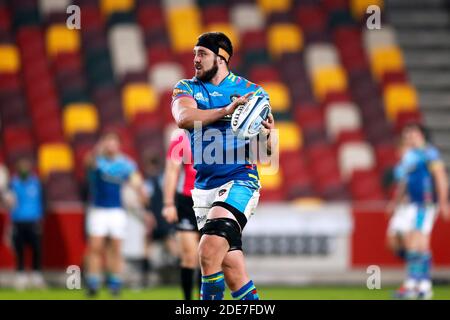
[180,267,194,300]
[231,280,259,300]
[405,251,421,289]
[418,252,432,292]
[141,258,152,287]
[86,274,101,291]
[200,271,225,300]
[107,274,122,292]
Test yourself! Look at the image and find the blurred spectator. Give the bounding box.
[143,151,179,270]
[3,157,46,290]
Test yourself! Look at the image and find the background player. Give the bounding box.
[163,129,200,300]
[391,123,449,299]
[84,132,147,297]
[171,32,277,300]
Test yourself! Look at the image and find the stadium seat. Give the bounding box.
[149,62,185,93]
[350,169,385,201]
[63,103,99,139]
[0,45,20,73]
[46,172,80,202]
[312,66,348,101]
[350,0,384,20]
[38,143,74,178]
[167,6,202,53]
[276,122,303,152]
[338,141,375,180]
[363,26,397,53]
[204,23,239,49]
[325,102,362,140]
[257,0,292,15]
[122,83,158,121]
[258,162,283,190]
[267,24,303,58]
[383,83,418,121]
[109,24,147,79]
[100,0,135,17]
[46,24,80,57]
[202,5,229,25]
[370,46,404,80]
[261,82,290,112]
[38,0,71,16]
[230,3,265,33]
[305,44,339,75]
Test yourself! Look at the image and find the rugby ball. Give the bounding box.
[231,95,271,139]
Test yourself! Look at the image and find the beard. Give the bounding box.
[196,60,218,82]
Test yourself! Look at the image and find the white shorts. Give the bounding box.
[87,207,128,239]
[191,180,260,230]
[387,204,437,236]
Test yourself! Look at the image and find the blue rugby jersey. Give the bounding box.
[10,174,43,222]
[88,154,137,208]
[172,72,268,190]
[394,144,443,204]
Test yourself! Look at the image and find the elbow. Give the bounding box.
[176,114,193,130]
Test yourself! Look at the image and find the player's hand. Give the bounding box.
[261,113,275,137]
[224,92,253,115]
[162,204,178,223]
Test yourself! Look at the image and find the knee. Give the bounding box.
[198,240,215,268]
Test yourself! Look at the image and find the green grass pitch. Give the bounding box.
[1,285,450,300]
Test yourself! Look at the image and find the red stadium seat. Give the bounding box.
[137,4,165,31]
[79,5,104,31]
[350,169,386,201]
[202,5,229,25]
[249,65,281,83]
[296,5,326,34]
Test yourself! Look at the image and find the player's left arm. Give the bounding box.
[128,171,149,206]
[430,160,449,220]
[261,113,277,155]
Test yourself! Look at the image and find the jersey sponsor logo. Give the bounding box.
[195,92,209,103]
[210,91,223,97]
[173,88,188,97]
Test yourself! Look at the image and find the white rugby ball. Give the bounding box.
[231,95,271,139]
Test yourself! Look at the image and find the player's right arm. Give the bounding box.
[172,84,252,130]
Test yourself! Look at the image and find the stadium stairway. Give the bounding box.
[386,0,450,170]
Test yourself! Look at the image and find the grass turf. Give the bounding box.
[0,285,450,300]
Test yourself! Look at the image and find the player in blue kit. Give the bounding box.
[390,123,449,299]
[171,32,277,300]
[84,132,148,297]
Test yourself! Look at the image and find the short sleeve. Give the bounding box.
[172,80,194,102]
[393,150,416,181]
[426,146,441,163]
[123,158,137,179]
[253,85,269,100]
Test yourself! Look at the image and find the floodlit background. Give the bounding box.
[0,0,450,299]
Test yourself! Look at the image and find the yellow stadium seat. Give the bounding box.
[312,66,348,101]
[122,83,158,120]
[204,23,240,50]
[262,82,290,112]
[257,0,292,14]
[63,103,99,139]
[0,45,20,73]
[350,0,384,19]
[276,122,303,152]
[267,24,303,58]
[292,197,323,207]
[383,84,418,121]
[258,163,282,190]
[167,6,202,53]
[370,46,404,79]
[100,0,134,17]
[38,143,74,178]
[46,24,80,57]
